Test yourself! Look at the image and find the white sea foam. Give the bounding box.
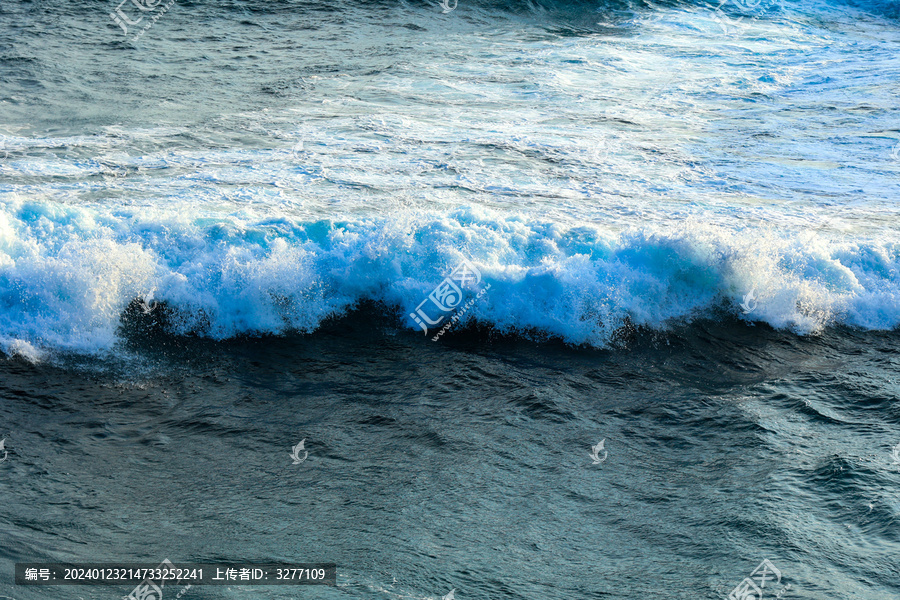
[1,2,898,357]
[0,197,896,357]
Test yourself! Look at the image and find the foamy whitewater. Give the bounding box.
[2,2,900,600]
[1,0,899,359]
[0,196,898,358]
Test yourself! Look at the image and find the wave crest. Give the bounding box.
[0,202,897,357]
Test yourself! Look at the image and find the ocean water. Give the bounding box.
[1,0,899,598]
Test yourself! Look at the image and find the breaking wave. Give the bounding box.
[0,199,897,359]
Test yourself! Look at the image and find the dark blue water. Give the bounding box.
[1,0,899,598]
[1,312,898,599]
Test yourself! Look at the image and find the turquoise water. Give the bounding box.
[1,0,899,355]
[0,0,899,598]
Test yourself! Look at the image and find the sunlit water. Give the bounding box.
[0,0,899,598]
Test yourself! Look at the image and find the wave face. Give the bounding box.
[0,200,897,358]
[2,0,899,358]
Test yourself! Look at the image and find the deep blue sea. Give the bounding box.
[1,0,899,598]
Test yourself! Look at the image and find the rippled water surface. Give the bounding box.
[0,0,899,598]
